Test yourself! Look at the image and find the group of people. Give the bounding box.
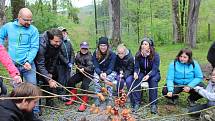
[0,7,214,121]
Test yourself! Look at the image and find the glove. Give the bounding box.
[68,63,73,68]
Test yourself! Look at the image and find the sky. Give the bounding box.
[5,0,93,8]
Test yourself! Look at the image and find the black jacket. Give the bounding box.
[75,51,94,74]
[114,50,134,79]
[0,100,25,121]
[35,32,61,82]
[58,39,75,66]
[207,42,215,68]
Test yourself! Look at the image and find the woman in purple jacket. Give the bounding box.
[133,37,161,114]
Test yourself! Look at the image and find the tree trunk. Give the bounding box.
[0,0,6,26]
[208,23,211,41]
[52,0,57,12]
[94,0,98,35]
[110,0,121,47]
[172,0,181,43]
[11,0,25,20]
[108,0,113,40]
[186,0,201,48]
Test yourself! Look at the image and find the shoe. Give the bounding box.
[187,98,196,107]
[150,105,158,114]
[132,104,140,113]
[78,96,88,112]
[65,89,77,105]
[167,98,178,105]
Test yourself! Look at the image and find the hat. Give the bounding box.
[98,37,108,45]
[80,41,89,49]
[58,26,67,32]
[141,37,153,46]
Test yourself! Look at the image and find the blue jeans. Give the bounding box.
[16,62,37,85]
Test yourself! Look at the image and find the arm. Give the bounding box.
[0,24,8,44]
[148,53,160,77]
[187,61,203,88]
[134,54,140,73]
[0,45,20,77]
[83,54,94,72]
[24,28,39,64]
[93,51,101,75]
[197,82,215,101]
[105,52,116,75]
[166,61,175,92]
[124,56,134,79]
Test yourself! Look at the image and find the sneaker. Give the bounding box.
[187,98,196,107]
[150,105,158,114]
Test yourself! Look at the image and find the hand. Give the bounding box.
[100,73,107,80]
[143,75,149,81]
[48,79,57,88]
[79,68,84,73]
[183,86,190,93]
[194,86,203,92]
[134,72,138,80]
[167,92,173,97]
[68,63,73,68]
[48,73,53,78]
[119,73,124,78]
[12,75,22,84]
[23,62,31,70]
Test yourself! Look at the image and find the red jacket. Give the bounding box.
[0,45,20,77]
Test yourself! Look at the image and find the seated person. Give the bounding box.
[162,48,204,106]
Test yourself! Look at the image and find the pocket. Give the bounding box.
[18,33,30,45]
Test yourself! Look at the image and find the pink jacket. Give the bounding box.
[0,45,20,77]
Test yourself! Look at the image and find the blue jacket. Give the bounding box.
[134,52,160,78]
[0,20,39,64]
[166,60,203,92]
[93,50,116,75]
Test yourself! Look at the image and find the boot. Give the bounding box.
[65,89,77,105]
[150,105,158,114]
[78,96,88,112]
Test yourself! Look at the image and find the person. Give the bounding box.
[65,41,93,112]
[207,41,215,68]
[0,45,22,95]
[133,37,161,114]
[56,27,75,100]
[0,8,39,85]
[162,48,204,107]
[114,44,134,106]
[35,28,62,106]
[188,68,215,117]
[0,82,42,121]
[93,37,116,106]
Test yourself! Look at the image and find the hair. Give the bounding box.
[136,38,155,61]
[175,48,193,64]
[96,42,110,61]
[10,83,42,103]
[47,28,63,40]
[117,44,127,52]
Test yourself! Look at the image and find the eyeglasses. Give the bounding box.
[21,18,33,22]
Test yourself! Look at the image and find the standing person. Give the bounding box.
[0,83,42,121]
[65,41,93,112]
[0,8,39,85]
[93,37,116,106]
[114,44,134,106]
[0,45,22,95]
[57,27,75,99]
[35,28,62,106]
[133,37,161,114]
[162,48,204,107]
[188,68,215,117]
[207,41,215,68]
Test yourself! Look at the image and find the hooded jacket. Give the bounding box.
[35,31,61,82]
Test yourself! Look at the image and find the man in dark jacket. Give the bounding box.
[115,44,134,106]
[35,28,63,106]
[0,83,42,121]
[65,41,93,112]
[56,27,75,99]
[207,42,215,68]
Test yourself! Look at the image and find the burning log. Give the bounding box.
[97,93,105,101]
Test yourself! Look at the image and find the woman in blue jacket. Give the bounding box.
[133,37,161,114]
[162,48,204,106]
[93,37,116,106]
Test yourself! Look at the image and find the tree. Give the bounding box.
[0,0,6,26]
[11,0,25,20]
[52,0,57,12]
[172,0,181,43]
[110,0,121,47]
[186,0,201,48]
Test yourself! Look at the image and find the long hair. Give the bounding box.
[96,44,110,62]
[175,48,193,64]
[136,38,155,61]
